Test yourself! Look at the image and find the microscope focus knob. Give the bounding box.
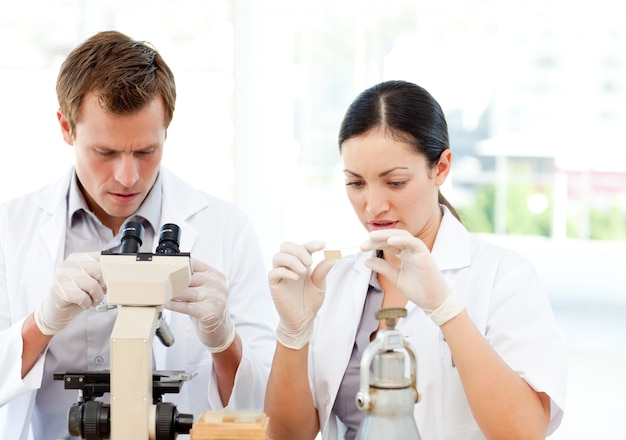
[156,402,193,440]
[80,400,110,440]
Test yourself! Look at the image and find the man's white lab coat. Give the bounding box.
[0,167,277,439]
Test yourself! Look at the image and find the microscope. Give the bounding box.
[355,307,422,439]
[54,221,194,439]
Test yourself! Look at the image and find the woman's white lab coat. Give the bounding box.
[0,167,277,440]
[310,207,567,439]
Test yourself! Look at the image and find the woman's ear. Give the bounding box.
[435,149,452,186]
[57,109,74,146]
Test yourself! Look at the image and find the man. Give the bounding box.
[0,30,276,439]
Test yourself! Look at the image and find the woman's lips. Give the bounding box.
[369,220,398,230]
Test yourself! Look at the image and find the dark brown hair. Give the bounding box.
[338,80,460,221]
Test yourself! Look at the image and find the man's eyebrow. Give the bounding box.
[93,143,159,152]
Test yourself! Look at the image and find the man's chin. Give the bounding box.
[105,207,142,226]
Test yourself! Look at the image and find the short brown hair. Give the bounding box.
[56,30,176,135]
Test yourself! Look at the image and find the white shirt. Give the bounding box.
[310,206,567,439]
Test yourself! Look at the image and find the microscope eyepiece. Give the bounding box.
[120,221,144,254]
[155,223,181,255]
[155,223,182,348]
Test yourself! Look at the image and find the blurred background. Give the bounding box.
[0,0,624,437]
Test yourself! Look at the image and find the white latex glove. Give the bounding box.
[360,229,453,313]
[268,240,335,349]
[165,259,235,353]
[34,252,105,335]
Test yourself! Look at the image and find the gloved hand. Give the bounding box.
[165,259,235,353]
[361,229,463,324]
[268,240,335,350]
[34,252,105,335]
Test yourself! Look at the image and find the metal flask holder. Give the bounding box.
[355,307,422,440]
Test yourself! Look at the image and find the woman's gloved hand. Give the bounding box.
[268,241,335,349]
[34,252,105,335]
[165,259,235,353]
[361,229,464,325]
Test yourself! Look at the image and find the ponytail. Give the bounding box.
[438,190,462,223]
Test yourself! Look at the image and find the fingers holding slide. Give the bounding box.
[361,229,429,256]
[270,240,327,284]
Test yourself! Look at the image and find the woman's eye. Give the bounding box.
[346,181,364,188]
[388,181,407,187]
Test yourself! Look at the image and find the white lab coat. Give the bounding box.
[0,167,277,440]
[310,206,567,440]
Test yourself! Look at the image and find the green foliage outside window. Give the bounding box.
[458,185,497,234]
[589,205,626,240]
[460,184,626,240]
[459,184,552,236]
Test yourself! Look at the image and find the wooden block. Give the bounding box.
[190,411,268,440]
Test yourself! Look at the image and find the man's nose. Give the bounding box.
[114,155,139,188]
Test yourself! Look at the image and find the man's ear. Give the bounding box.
[435,149,452,186]
[57,110,74,146]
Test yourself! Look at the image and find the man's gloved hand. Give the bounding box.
[34,252,105,336]
[361,229,463,325]
[268,241,335,350]
[165,259,235,353]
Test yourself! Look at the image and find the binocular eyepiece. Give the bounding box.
[119,221,182,255]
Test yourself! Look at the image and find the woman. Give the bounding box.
[265,80,566,439]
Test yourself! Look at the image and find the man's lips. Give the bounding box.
[368,220,399,230]
[110,192,140,203]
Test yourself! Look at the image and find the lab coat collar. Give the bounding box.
[430,205,472,271]
[158,167,211,251]
[31,167,212,256]
[34,168,73,216]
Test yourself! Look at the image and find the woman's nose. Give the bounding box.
[365,187,389,216]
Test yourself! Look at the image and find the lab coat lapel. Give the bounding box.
[158,168,209,251]
[315,252,373,431]
[34,170,72,267]
[431,206,472,272]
